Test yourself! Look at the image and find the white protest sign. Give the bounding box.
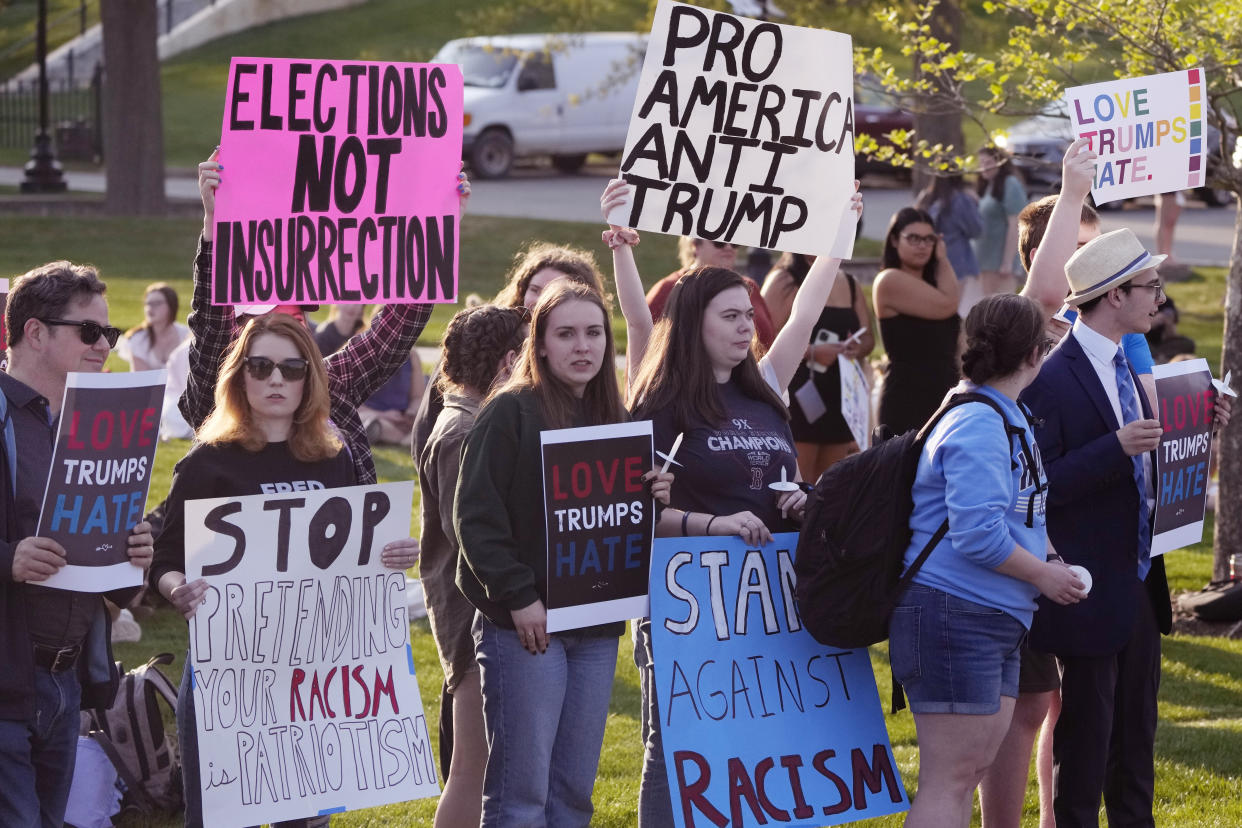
[610,0,854,255]
[1065,68,1208,204]
[185,481,439,826]
[839,355,870,449]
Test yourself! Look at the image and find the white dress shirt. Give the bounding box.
[1072,318,1155,510]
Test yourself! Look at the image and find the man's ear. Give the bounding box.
[20,317,46,349]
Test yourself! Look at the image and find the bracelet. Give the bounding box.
[705,515,717,535]
[681,511,692,537]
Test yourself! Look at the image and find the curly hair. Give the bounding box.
[492,241,610,310]
[437,304,528,396]
[196,313,342,461]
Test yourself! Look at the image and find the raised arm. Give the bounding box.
[179,148,239,430]
[874,233,960,320]
[600,178,655,390]
[1021,137,1097,319]
[760,185,863,393]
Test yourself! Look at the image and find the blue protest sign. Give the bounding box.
[651,533,908,828]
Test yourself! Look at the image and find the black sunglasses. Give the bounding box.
[242,356,309,382]
[37,317,122,348]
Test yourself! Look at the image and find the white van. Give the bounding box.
[432,32,648,179]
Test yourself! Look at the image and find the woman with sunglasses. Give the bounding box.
[888,293,1084,828]
[148,313,419,828]
[874,207,963,436]
[455,280,672,828]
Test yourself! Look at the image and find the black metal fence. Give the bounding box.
[0,64,103,159]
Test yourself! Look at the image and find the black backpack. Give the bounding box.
[794,392,1042,654]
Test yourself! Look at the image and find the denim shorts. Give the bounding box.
[888,583,1026,714]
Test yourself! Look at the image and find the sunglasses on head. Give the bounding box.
[242,356,309,382]
[708,240,736,249]
[38,317,122,348]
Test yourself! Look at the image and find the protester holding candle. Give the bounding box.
[454,280,672,828]
[150,313,419,828]
[888,294,1085,828]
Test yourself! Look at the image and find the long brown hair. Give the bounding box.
[629,266,788,432]
[489,281,624,430]
[126,282,179,348]
[492,241,610,309]
[197,314,341,461]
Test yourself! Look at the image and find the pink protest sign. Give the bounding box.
[213,57,463,305]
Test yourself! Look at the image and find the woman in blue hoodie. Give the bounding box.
[888,293,1086,828]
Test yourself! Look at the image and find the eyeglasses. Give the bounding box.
[1040,337,1056,357]
[900,233,938,246]
[1121,280,1165,301]
[242,356,309,382]
[37,317,122,348]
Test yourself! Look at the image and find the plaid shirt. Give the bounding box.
[179,237,433,484]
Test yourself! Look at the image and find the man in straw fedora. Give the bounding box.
[1019,226,1230,827]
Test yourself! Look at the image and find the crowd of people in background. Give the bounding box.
[0,136,1231,828]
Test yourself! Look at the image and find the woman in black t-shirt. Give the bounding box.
[149,313,418,828]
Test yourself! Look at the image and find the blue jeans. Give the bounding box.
[889,583,1026,714]
[474,613,619,828]
[178,654,329,828]
[0,667,81,828]
[634,619,674,827]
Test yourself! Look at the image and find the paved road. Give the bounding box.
[2,162,1236,266]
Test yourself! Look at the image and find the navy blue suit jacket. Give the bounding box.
[1019,332,1171,657]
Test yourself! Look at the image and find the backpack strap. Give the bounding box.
[139,653,179,711]
[90,727,161,814]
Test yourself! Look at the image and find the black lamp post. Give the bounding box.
[21,0,67,193]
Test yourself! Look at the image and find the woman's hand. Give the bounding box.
[808,341,846,366]
[935,233,949,262]
[511,599,549,654]
[643,469,674,507]
[776,488,808,521]
[600,178,641,248]
[199,148,222,241]
[168,576,210,620]
[712,511,774,547]
[380,538,420,571]
[456,165,471,211]
[1035,560,1087,606]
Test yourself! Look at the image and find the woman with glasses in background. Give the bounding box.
[874,207,963,436]
[148,313,419,828]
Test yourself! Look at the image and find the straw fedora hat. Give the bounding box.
[1065,228,1166,304]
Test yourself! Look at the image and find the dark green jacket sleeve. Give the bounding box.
[454,392,542,615]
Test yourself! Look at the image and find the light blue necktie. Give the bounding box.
[1114,347,1152,579]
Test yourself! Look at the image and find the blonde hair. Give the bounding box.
[197,314,342,461]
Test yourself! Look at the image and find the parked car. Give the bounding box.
[432,33,647,179]
[1003,100,1237,207]
[854,76,916,177]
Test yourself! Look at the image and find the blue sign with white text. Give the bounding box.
[651,533,908,828]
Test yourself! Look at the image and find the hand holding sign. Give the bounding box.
[199,149,222,242]
[11,536,67,583]
[1060,137,1098,201]
[125,520,155,571]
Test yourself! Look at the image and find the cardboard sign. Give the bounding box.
[185,481,440,826]
[541,421,655,632]
[610,0,854,255]
[1151,359,1214,555]
[839,355,870,450]
[0,277,8,358]
[651,534,908,828]
[214,57,464,305]
[1065,68,1208,204]
[36,371,165,592]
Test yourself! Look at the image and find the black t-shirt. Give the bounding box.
[649,379,797,532]
[149,440,355,588]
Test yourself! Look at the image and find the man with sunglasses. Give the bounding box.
[1019,228,1229,827]
[0,261,155,826]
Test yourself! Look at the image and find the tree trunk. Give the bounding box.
[101,0,165,215]
[1212,200,1242,582]
[912,0,964,194]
